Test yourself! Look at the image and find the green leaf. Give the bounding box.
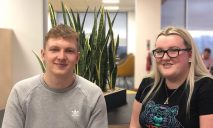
[47,3,119,92]
[48,3,57,27]
[61,2,67,25]
[70,8,78,31]
[66,8,75,29]
[81,7,89,32]
[32,50,45,73]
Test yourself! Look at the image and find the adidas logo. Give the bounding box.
[71,110,80,117]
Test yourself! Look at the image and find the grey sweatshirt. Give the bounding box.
[2,75,108,128]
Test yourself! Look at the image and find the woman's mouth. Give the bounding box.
[162,63,173,68]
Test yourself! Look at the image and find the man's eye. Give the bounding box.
[66,49,76,53]
[50,48,59,51]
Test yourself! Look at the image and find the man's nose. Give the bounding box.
[58,51,66,59]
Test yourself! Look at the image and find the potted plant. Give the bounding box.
[35,2,127,110]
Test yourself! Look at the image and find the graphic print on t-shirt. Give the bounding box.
[140,101,183,128]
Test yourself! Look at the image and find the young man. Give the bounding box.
[2,24,108,128]
[202,48,213,70]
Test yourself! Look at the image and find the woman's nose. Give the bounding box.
[162,52,170,60]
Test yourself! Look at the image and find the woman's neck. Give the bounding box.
[165,68,189,89]
[165,78,186,89]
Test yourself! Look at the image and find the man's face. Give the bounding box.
[203,51,211,59]
[41,37,80,77]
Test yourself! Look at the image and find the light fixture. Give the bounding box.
[102,0,120,4]
[104,6,119,10]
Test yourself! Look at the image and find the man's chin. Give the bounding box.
[53,71,70,76]
[47,68,73,76]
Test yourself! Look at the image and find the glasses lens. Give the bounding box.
[153,49,164,58]
[167,49,179,58]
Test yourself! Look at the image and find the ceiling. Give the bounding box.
[48,0,135,12]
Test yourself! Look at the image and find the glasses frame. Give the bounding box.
[152,48,191,59]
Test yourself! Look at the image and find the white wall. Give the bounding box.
[0,0,161,89]
[0,0,47,84]
[127,11,136,54]
[134,0,161,88]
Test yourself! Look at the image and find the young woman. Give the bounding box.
[130,26,213,128]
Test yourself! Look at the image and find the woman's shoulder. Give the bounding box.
[193,76,213,115]
[138,77,154,90]
[140,77,154,86]
[135,77,154,102]
[195,76,213,86]
[194,76,213,93]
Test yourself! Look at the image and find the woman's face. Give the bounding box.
[154,35,191,80]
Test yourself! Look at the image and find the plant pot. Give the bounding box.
[104,88,127,111]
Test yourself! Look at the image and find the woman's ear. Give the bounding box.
[189,50,192,57]
[188,51,192,62]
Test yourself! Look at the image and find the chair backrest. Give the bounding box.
[117,53,134,77]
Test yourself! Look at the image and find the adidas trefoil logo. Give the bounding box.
[71,110,80,117]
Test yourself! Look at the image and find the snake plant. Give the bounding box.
[43,2,120,92]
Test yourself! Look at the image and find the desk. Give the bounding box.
[108,94,135,125]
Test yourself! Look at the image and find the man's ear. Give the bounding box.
[77,52,80,62]
[41,49,45,60]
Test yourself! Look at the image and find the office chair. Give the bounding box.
[117,53,134,89]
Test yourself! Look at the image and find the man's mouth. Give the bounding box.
[55,63,67,67]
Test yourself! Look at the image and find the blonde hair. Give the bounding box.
[142,26,213,114]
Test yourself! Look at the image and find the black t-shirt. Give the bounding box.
[135,77,213,128]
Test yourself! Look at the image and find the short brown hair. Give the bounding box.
[44,24,79,51]
[204,48,211,54]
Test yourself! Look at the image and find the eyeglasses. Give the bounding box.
[152,48,191,58]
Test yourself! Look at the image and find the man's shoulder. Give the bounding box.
[8,75,42,105]
[13,74,42,93]
[76,75,103,94]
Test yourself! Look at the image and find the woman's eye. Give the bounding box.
[169,49,179,52]
[156,50,163,53]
